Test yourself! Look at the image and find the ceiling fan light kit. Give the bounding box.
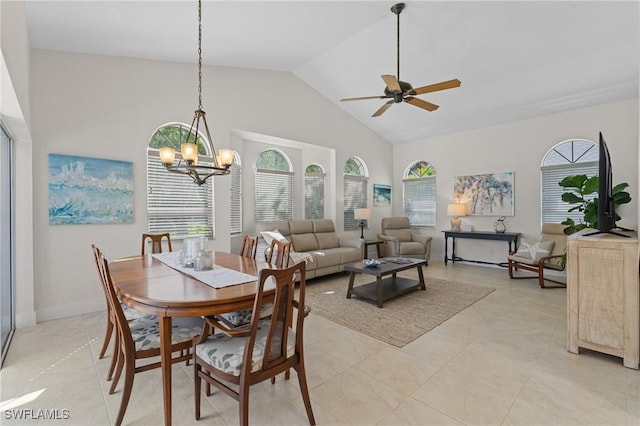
[340,2,461,117]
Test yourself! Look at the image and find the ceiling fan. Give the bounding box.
[340,2,461,117]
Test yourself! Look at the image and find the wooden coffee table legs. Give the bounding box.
[346,263,426,308]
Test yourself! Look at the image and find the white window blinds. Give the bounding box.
[230,162,242,234]
[344,175,367,230]
[403,176,436,227]
[541,162,597,224]
[147,152,214,238]
[255,169,294,222]
[304,172,324,219]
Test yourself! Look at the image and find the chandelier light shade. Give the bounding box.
[159,0,234,186]
[447,203,466,232]
[354,208,371,239]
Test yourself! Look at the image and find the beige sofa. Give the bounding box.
[256,219,364,279]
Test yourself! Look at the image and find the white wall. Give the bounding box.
[394,98,639,264]
[20,49,640,323]
[29,50,393,321]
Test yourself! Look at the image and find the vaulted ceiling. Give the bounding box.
[24,1,639,144]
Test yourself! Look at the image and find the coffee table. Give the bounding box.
[345,257,426,308]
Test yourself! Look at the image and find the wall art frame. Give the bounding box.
[373,184,391,207]
[453,171,514,216]
[49,153,134,225]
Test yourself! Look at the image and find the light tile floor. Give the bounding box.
[1,261,639,425]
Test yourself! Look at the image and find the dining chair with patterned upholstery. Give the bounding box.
[141,232,173,255]
[213,235,274,347]
[93,245,203,426]
[193,262,315,426]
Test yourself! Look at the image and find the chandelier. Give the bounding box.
[158,0,234,186]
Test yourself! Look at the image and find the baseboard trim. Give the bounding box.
[36,298,105,323]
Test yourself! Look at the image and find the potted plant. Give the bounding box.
[559,174,631,235]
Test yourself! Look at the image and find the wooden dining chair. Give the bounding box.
[141,232,173,255]
[267,239,291,268]
[93,245,203,426]
[91,245,146,380]
[240,235,258,259]
[194,262,315,426]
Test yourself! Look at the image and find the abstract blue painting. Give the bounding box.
[49,154,134,225]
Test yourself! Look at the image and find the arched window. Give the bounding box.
[343,156,368,230]
[403,161,436,227]
[305,164,325,220]
[255,149,293,222]
[147,123,214,239]
[229,152,242,235]
[541,139,598,224]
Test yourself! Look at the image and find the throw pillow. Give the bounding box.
[260,229,287,246]
[514,240,555,261]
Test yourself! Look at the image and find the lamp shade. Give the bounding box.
[354,208,371,220]
[447,203,466,217]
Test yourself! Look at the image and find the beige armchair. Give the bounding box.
[377,217,432,264]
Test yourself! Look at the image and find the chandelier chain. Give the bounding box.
[197,0,202,110]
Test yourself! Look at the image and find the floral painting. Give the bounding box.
[373,184,391,207]
[49,154,134,225]
[453,172,514,216]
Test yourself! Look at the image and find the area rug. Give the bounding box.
[305,273,495,347]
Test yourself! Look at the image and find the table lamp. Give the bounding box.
[354,208,370,239]
[447,203,466,232]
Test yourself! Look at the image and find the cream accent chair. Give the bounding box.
[507,223,567,288]
[377,217,432,264]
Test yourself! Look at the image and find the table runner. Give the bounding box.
[152,252,258,289]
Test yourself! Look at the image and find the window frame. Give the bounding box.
[343,156,368,231]
[254,149,294,223]
[403,161,437,227]
[540,139,598,224]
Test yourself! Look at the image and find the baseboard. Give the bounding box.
[35,297,105,323]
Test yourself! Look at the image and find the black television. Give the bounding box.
[584,132,630,237]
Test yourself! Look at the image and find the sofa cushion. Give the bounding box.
[309,250,342,269]
[316,232,340,249]
[399,241,426,256]
[289,220,314,234]
[385,228,412,242]
[312,219,335,233]
[290,233,319,252]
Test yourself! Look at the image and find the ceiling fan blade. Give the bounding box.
[381,75,402,92]
[410,78,461,95]
[340,95,387,102]
[372,100,394,117]
[405,97,439,112]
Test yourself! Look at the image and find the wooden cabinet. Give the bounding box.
[567,230,639,369]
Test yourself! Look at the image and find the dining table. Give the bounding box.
[108,251,274,426]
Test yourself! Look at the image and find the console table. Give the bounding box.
[443,230,521,267]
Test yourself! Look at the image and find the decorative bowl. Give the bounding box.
[363,258,381,268]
